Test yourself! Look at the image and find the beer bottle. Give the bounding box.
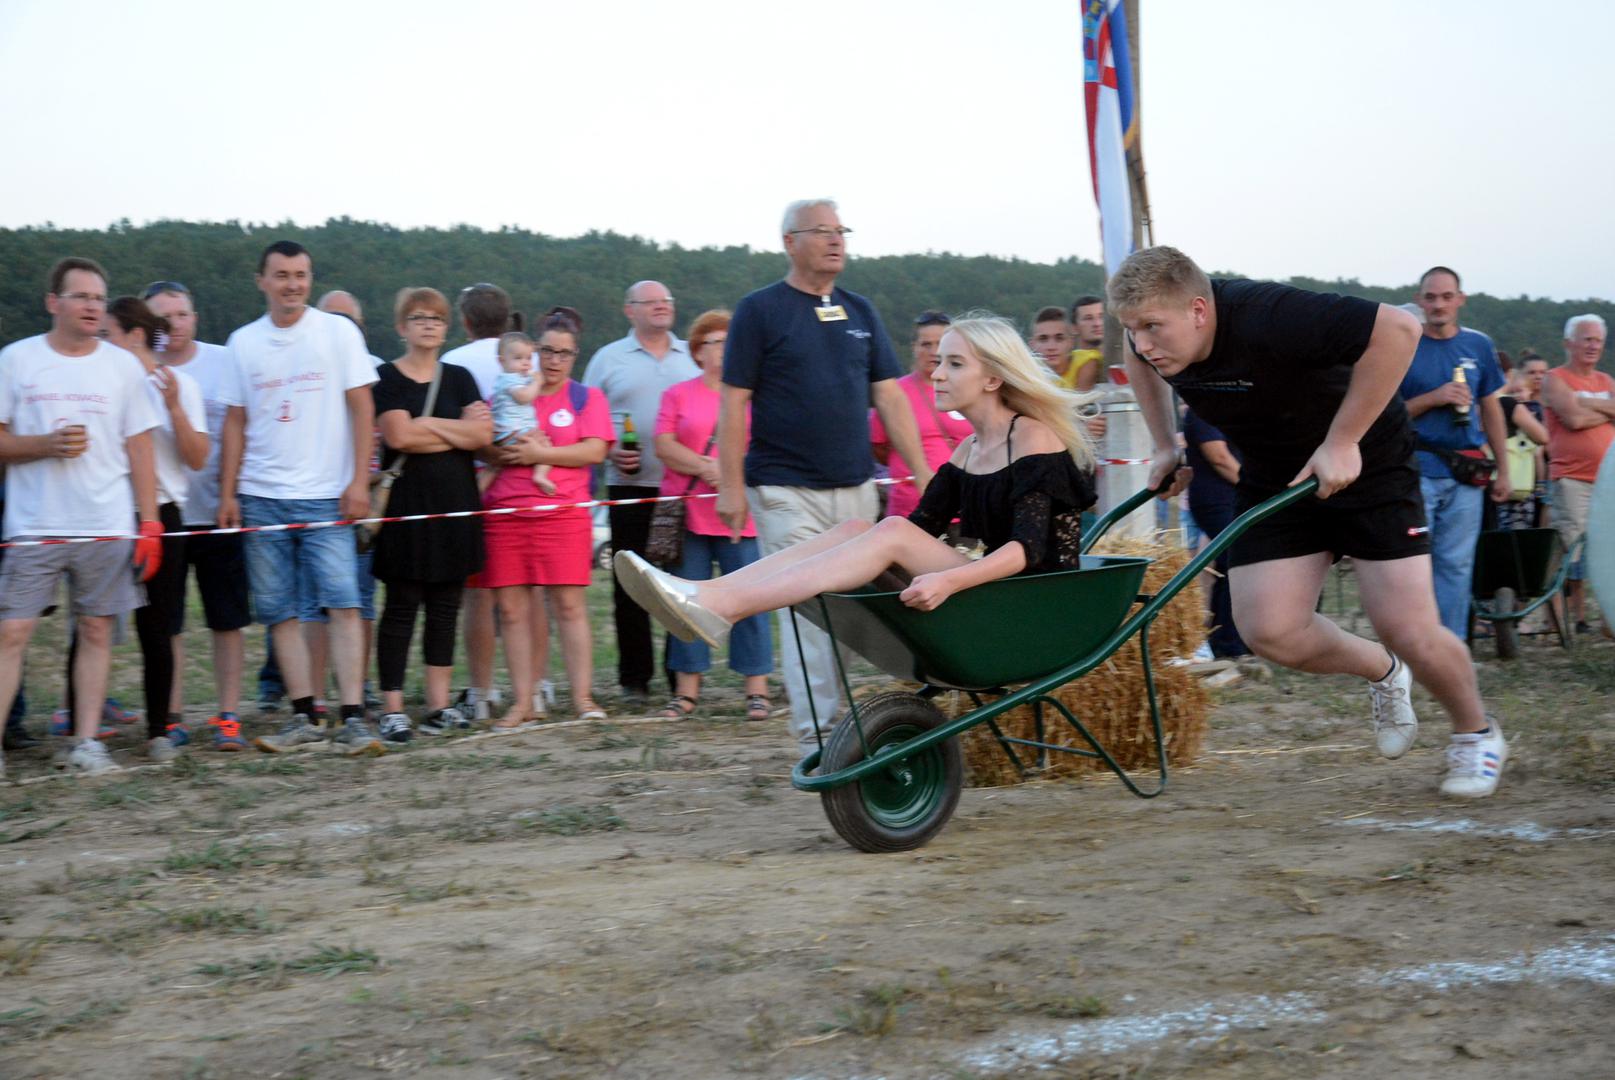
[1451,365,1470,427]
[620,414,641,474]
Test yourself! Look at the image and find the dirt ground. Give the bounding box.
[2,627,1613,1079]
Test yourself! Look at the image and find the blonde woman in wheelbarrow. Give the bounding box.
[615,315,1102,648]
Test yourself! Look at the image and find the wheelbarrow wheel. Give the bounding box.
[1492,587,1519,660]
[820,692,962,853]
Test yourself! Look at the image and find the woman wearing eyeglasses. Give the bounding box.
[651,310,774,721]
[479,308,612,728]
[370,288,492,743]
[871,311,974,521]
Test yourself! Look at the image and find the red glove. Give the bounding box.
[133,520,164,583]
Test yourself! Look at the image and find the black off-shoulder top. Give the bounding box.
[906,416,1097,572]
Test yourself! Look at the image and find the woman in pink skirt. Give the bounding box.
[478,309,612,728]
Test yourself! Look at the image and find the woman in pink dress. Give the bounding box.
[871,311,974,519]
[478,310,612,728]
[652,310,773,721]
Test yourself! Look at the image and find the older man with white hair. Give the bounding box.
[1542,313,1614,632]
[716,199,932,754]
[584,281,698,706]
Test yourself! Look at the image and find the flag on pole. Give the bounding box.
[1083,0,1139,274]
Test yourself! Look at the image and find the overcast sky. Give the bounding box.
[1,0,1608,300]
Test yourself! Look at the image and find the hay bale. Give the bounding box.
[949,539,1209,787]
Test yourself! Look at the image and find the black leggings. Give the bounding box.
[376,579,465,693]
[67,503,186,738]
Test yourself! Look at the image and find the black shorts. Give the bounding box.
[178,528,252,633]
[1227,473,1430,569]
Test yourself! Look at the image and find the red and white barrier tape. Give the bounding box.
[0,459,1153,549]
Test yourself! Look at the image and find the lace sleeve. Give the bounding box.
[906,464,960,539]
[1008,453,1096,570]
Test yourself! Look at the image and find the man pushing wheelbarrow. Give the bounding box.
[1112,246,1505,800]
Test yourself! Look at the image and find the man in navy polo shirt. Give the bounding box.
[717,199,931,753]
[1397,266,1510,638]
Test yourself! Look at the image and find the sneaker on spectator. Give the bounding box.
[257,691,283,715]
[378,712,412,744]
[332,717,385,757]
[51,708,117,741]
[165,719,191,749]
[1440,719,1507,798]
[1191,641,1215,664]
[210,713,247,752]
[364,685,382,711]
[253,714,325,754]
[419,709,449,737]
[66,738,121,775]
[530,691,549,719]
[1367,652,1418,759]
[103,698,139,727]
[539,679,557,709]
[146,735,181,763]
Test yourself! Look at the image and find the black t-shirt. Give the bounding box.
[369,361,485,583]
[1154,279,1415,508]
[722,280,903,488]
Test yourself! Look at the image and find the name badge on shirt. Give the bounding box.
[815,305,848,322]
[549,408,575,428]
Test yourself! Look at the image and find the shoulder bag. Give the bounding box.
[644,430,716,567]
[357,361,444,553]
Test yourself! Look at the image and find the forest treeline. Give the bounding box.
[1,218,1608,373]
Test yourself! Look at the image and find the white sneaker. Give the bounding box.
[531,690,548,718]
[145,735,180,763]
[1368,653,1418,759]
[539,679,557,708]
[67,738,122,775]
[1192,641,1215,663]
[1440,719,1507,798]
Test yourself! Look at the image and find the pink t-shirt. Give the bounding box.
[484,381,613,518]
[869,372,974,519]
[654,376,755,538]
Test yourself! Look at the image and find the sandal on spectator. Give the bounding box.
[745,694,771,722]
[576,701,607,722]
[659,695,697,720]
[490,708,536,735]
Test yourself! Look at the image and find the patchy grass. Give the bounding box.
[196,944,379,984]
[161,841,267,874]
[145,904,278,935]
[0,996,129,1046]
[522,804,624,836]
[401,752,550,773]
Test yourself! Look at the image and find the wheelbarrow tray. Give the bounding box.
[1472,528,1563,600]
[792,555,1150,692]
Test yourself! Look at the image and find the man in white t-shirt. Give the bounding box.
[145,281,251,751]
[217,241,382,756]
[0,257,163,777]
[443,282,515,720]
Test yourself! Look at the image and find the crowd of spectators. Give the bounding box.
[0,204,1607,779]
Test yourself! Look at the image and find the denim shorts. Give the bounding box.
[298,546,376,622]
[239,495,361,626]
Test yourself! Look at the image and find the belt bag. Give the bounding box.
[1418,439,1495,488]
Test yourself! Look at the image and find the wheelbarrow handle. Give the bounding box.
[1133,477,1322,619]
[1080,475,1177,554]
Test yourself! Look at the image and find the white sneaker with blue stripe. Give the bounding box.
[1440,719,1506,798]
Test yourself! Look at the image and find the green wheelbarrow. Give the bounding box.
[1469,528,1581,658]
[788,479,1320,853]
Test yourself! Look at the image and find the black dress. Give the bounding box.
[370,361,485,583]
[906,417,1096,572]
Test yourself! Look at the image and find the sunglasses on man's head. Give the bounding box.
[913,311,951,328]
[141,280,190,299]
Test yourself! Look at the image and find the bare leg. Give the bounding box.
[1230,555,1391,679]
[493,587,531,724]
[423,665,452,711]
[326,608,364,708]
[744,674,768,697]
[303,620,329,701]
[674,671,702,701]
[212,629,243,714]
[697,517,968,622]
[72,616,114,740]
[693,519,873,593]
[268,618,313,701]
[530,591,551,688]
[1356,556,1486,733]
[552,586,596,711]
[464,588,495,692]
[0,619,37,734]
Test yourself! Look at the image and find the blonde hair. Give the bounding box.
[1106,245,1212,316]
[945,313,1098,472]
